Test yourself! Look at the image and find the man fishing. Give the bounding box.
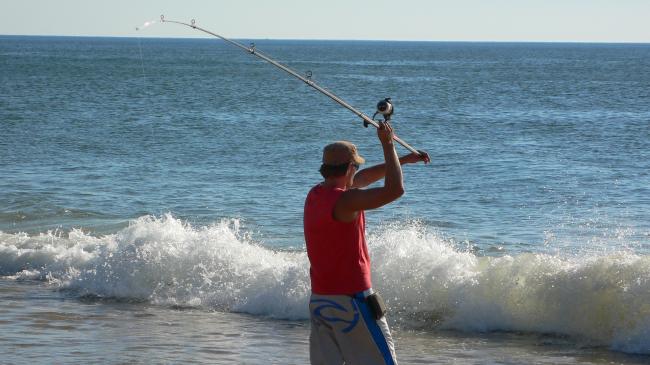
[304,121,430,365]
[152,16,432,364]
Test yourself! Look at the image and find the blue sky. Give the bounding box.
[1,0,648,42]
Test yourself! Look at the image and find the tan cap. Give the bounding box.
[322,141,365,166]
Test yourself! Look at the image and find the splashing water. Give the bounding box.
[1,215,650,353]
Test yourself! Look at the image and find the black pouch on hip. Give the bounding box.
[366,292,387,320]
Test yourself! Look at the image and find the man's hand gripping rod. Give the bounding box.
[160,15,425,156]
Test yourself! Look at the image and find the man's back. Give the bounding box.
[304,184,371,295]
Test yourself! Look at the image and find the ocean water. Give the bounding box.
[1,34,650,364]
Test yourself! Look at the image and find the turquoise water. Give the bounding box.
[1,35,650,363]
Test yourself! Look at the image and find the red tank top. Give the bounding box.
[303,184,371,295]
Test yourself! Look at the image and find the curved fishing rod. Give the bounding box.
[160,15,424,155]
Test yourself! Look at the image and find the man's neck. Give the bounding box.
[321,178,348,190]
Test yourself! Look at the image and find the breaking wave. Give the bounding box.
[1,214,649,354]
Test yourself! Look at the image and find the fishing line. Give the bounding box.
[135,19,158,92]
[135,22,157,146]
[152,15,425,156]
[136,34,147,85]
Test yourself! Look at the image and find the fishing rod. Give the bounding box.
[158,15,424,156]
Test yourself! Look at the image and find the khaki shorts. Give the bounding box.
[309,291,397,365]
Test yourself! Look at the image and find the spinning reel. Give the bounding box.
[365,98,394,127]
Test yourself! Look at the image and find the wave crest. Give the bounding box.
[1,215,649,353]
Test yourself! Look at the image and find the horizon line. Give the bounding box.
[1,33,650,45]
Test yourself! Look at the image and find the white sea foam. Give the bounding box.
[1,215,649,354]
[0,215,311,319]
[370,222,650,355]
